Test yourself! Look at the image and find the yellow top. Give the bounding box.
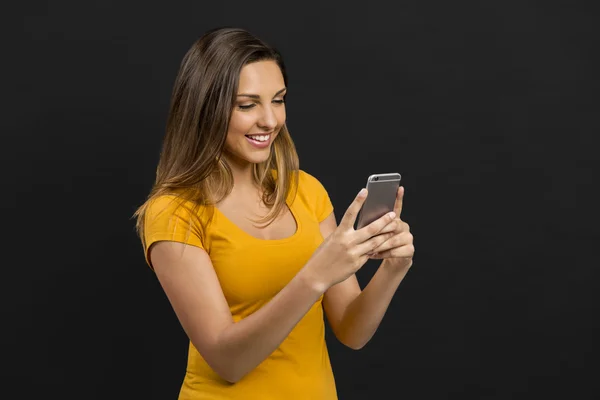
[142,170,337,400]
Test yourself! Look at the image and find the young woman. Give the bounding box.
[133,27,415,400]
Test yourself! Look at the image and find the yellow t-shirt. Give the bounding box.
[143,170,337,400]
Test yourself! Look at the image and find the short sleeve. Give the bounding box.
[143,195,205,269]
[299,170,334,222]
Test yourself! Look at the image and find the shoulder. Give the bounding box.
[295,169,334,222]
[145,193,211,229]
[146,194,193,220]
[143,193,210,244]
[142,194,208,269]
[297,169,327,193]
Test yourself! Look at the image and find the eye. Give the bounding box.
[272,99,285,105]
[237,103,256,110]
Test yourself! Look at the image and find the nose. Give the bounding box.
[257,104,278,130]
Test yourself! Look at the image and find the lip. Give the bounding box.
[245,133,273,149]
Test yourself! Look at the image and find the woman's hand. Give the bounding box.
[368,186,415,269]
[302,188,397,292]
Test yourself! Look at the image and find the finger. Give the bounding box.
[368,218,404,239]
[357,231,395,256]
[370,218,399,236]
[370,254,414,269]
[370,244,415,259]
[371,231,412,254]
[393,186,404,217]
[355,211,396,242]
[386,219,406,235]
[339,188,368,230]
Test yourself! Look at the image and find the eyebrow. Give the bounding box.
[237,88,287,99]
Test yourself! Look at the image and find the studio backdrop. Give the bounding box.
[3,1,598,399]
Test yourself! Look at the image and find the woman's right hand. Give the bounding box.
[302,188,397,292]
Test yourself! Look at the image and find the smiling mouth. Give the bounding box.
[245,133,271,142]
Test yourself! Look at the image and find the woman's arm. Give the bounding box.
[149,190,397,383]
[321,212,411,350]
[150,240,325,384]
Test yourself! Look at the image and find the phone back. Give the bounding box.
[356,173,401,229]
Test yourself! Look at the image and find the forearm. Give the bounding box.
[213,268,324,382]
[337,261,411,349]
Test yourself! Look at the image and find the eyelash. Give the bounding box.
[238,99,285,110]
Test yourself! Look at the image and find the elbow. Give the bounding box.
[344,340,367,351]
[204,358,247,384]
[199,353,248,384]
[190,341,247,384]
[188,329,254,384]
[217,370,244,384]
[334,331,368,351]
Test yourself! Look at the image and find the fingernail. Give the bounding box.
[359,188,367,197]
[388,212,396,219]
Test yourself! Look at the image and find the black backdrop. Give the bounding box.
[4,1,599,399]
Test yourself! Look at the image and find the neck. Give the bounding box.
[222,152,257,190]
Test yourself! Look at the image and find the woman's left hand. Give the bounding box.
[368,186,415,269]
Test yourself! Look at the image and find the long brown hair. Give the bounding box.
[132,27,299,251]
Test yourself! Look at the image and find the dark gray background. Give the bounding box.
[3,1,599,399]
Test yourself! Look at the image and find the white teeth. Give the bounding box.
[247,134,270,142]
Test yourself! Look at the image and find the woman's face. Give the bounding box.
[223,60,287,166]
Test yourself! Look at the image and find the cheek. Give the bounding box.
[228,113,255,135]
[272,108,286,134]
[278,108,286,125]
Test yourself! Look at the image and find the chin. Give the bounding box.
[225,146,272,167]
[244,149,272,165]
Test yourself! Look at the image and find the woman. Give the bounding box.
[133,27,415,400]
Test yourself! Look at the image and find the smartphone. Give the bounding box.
[355,173,402,230]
